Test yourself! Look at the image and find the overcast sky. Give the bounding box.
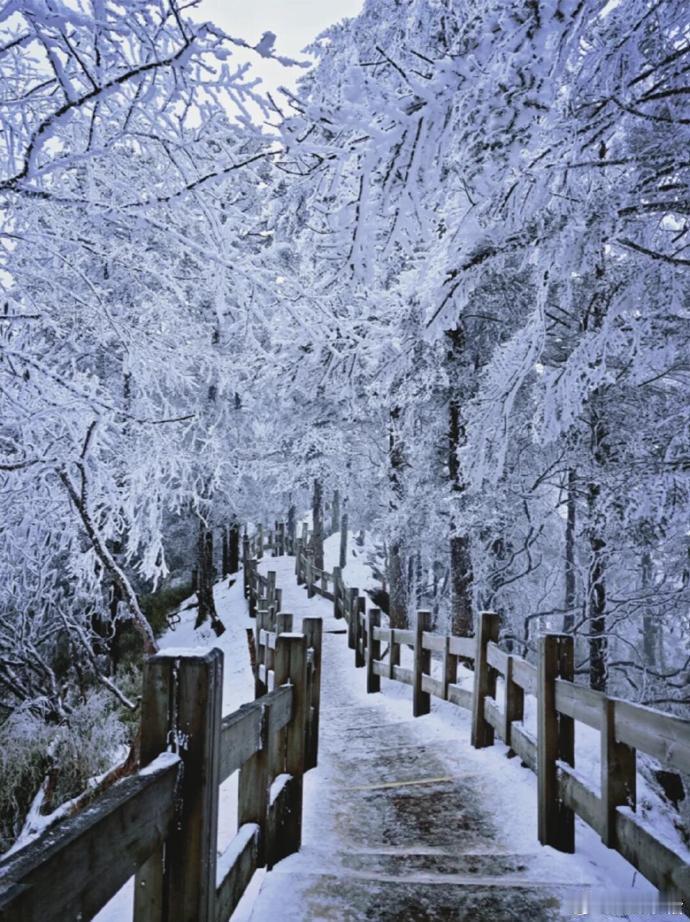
[197,1,363,100]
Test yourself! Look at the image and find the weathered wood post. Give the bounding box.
[339,513,348,569]
[366,609,381,694]
[355,595,366,668]
[270,634,308,867]
[242,534,250,594]
[413,610,432,717]
[256,524,264,558]
[306,555,315,599]
[504,654,524,748]
[134,648,222,922]
[332,566,342,619]
[238,700,270,866]
[221,526,229,579]
[537,633,575,852]
[255,602,268,698]
[601,697,636,848]
[347,588,358,651]
[302,617,323,770]
[266,571,276,613]
[441,635,457,701]
[276,612,293,635]
[295,538,303,583]
[471,612,500,748]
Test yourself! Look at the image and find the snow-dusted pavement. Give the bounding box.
[244,556,661,922]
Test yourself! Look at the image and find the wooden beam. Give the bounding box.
[471,612,499,749]
[1,754,179,922]
[413,611,432,717]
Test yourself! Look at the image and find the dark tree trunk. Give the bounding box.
[287,504,296,553]
[587,407,608,692]
[195,521,217,628]
[563,468,577,633]
[331,490,340,536]
[312,479,324,569]
[388,406,408,629]
[641,551,657,667]
[228,519,240,574]
[221,528,229,578]
[447,326,473,637]
[388,541,408,630]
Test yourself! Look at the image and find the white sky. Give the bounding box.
[197,0,363,98]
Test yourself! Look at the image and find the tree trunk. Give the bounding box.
[388,541,408,630]
[641,551,657,667]
[195,521,217,628]
[287,504,296,553]
[312,479,324,569]
[587,405,608,692]
[221,527,229,578]
[447,326,474,636]
[388,406,408,629]
[563,468,577,633]
[331,490,340,536]
[228,519,240,574]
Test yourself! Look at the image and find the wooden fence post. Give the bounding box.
[354,595,366,668]
[367,609,381,694]
[471,612,500,748]
[134,649,222,922]
[295,539,303,583]
[537,633,575,852]
[276,612,293,635]
[332,567,342,619]
[339,513,348,569]
[270,634,308,867]
[238,701,270,866]
[257,524,264,559]
[347,588,358,651]
[601,697,636,849]
[302,617,323,770]
[441,635,457,701]
[413,611,432,717]
[306,556,315,598]
[504,654,524,748]
[242,535,250,590]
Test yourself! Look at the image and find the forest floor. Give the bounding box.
[99,544,677,921]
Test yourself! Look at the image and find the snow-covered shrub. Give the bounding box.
[0,694,127,854]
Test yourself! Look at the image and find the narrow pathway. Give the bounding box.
[245,557,643,921]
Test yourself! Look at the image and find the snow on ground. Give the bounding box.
[96,570,259,921]
[97,551,684,921]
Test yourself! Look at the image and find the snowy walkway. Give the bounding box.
[98,550,662,921]
[244,556,656,922]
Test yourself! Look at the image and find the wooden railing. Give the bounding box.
[291,534,690,913]
[0,621,322,920]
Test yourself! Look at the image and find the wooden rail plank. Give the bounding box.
[372,660,388,678]
[511,723,537,772]
[447,683,473,710]
[392,628,415,646]
[557,765,602,835]
[512,657,537,695]
[374,626,390,643]
[392,665,414,686]
[554,679,603,730]
[614,699,690,774]
[0,754,180,922]
[219,686,293,782]
[486,641,508,676]
[448,635,474,659]
[421,674,444,699]
[616,808,690,907]
[422,631,446,652]
[483,696,503,740]
[214,824,260,922]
